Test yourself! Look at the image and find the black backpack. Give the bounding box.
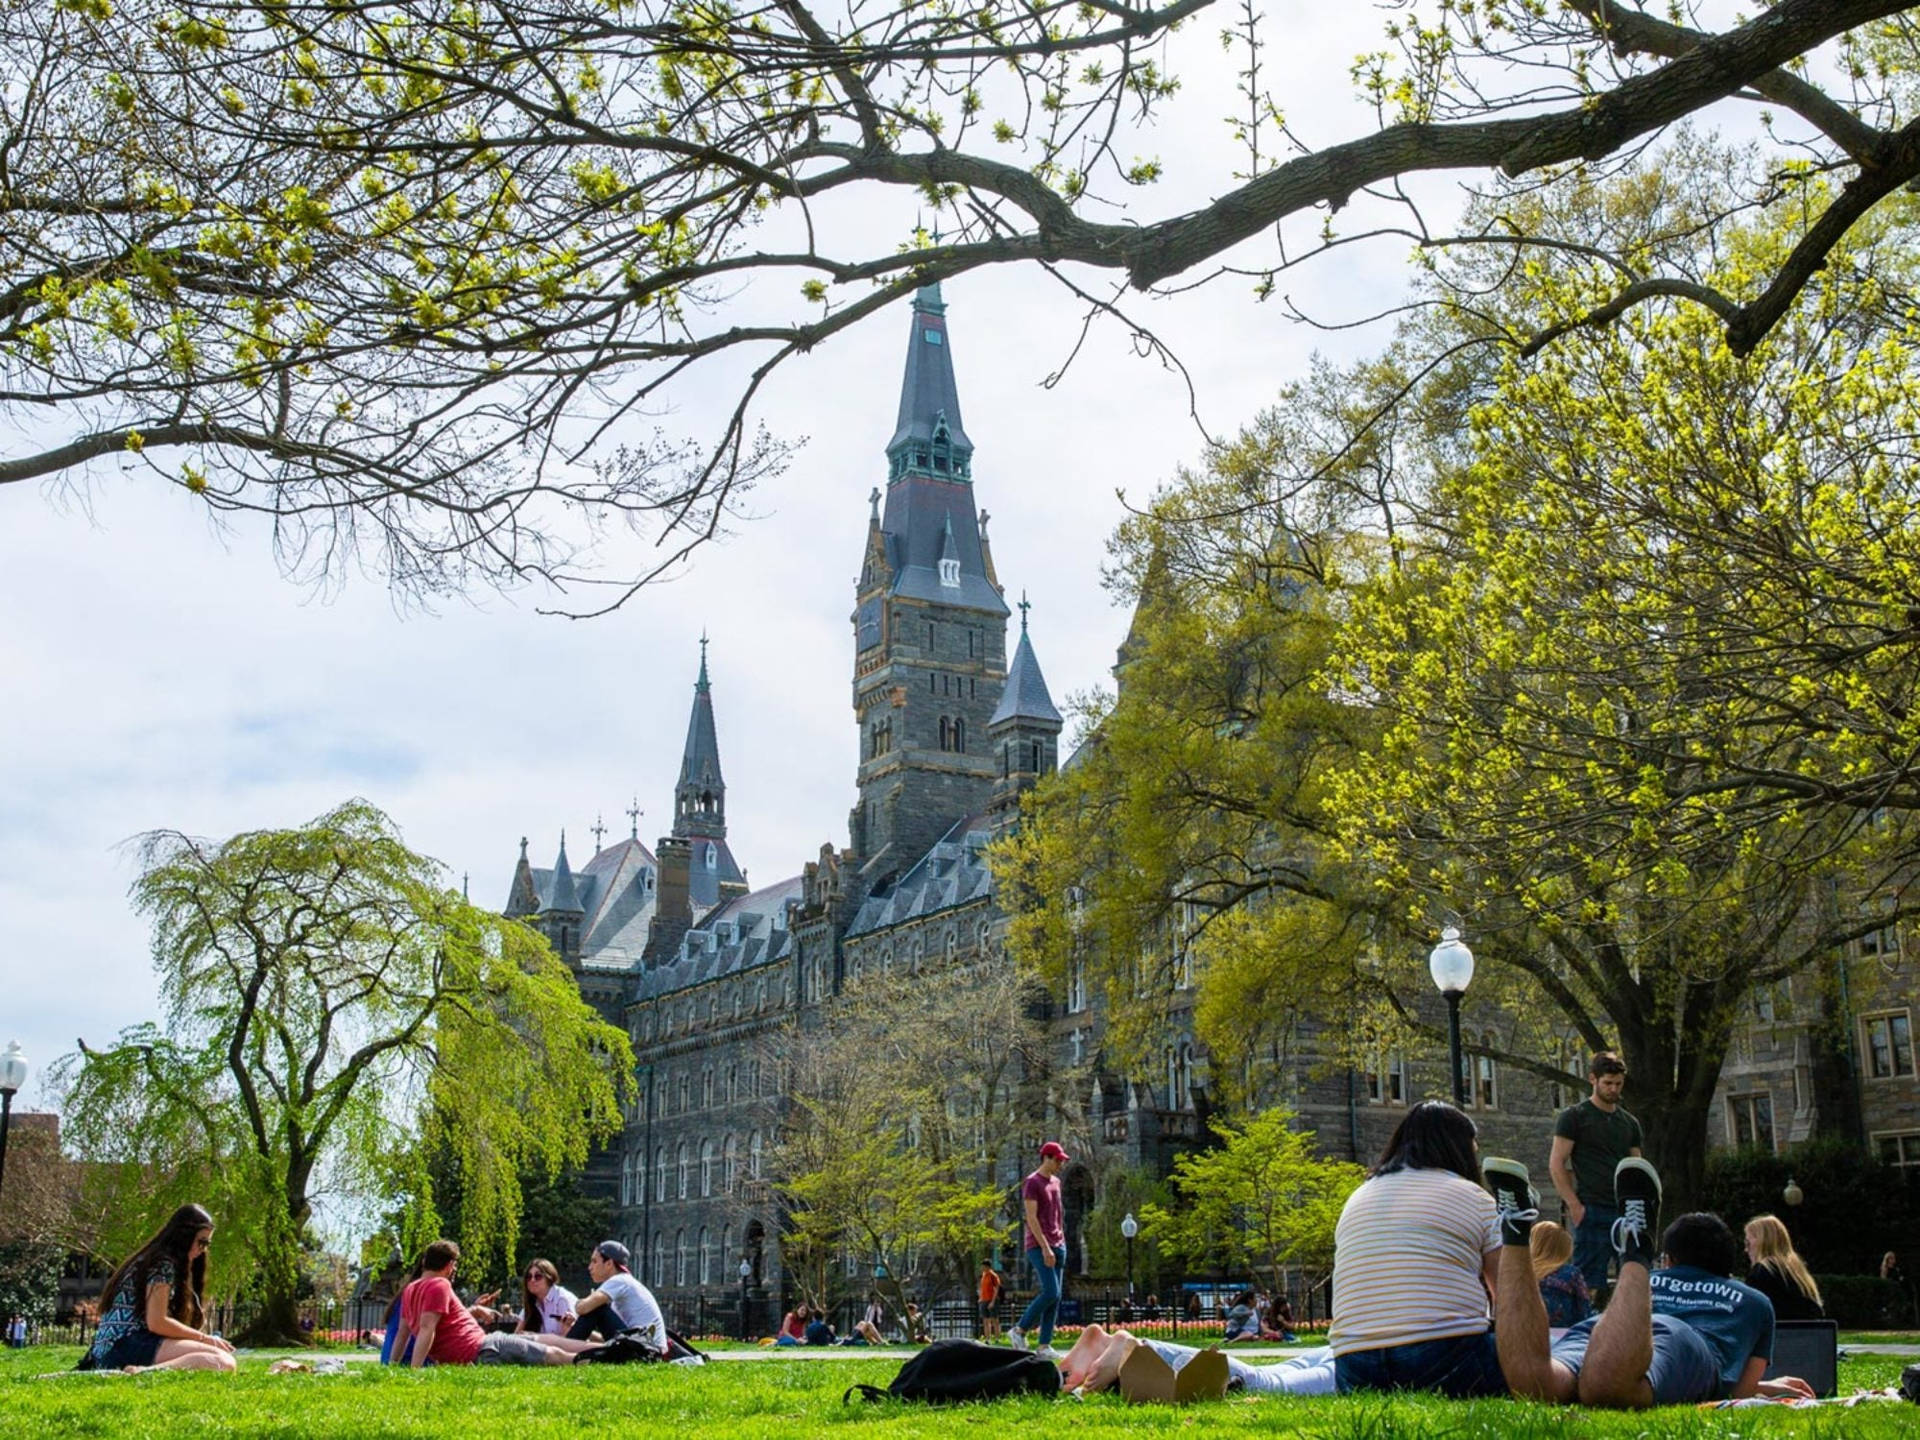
[573,1327,707,1365]
[843,1339,1063,1404]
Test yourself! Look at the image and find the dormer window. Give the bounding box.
[706,843,719,871]
[939,557,960,588]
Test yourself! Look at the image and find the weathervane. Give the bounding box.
[1018,590,1031,633]
[627,797,643,839]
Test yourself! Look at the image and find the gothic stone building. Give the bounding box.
[501,285,1894,1316]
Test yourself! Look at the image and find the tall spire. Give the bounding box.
[990,607,1063,728]
[545,831,583,914]
[674,641,726,841]
[886,285,973,482]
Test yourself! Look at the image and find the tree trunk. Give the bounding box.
[235,1175,311,1346]
[1614,979,1734,1220]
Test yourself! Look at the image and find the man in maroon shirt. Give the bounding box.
[393,1240,572,1366]
[1008,1140,1069,1356]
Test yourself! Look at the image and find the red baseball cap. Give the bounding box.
[1039,1141,1070,1162]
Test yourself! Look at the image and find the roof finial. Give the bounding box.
[868,486,881,522]
[591,813,607,850]
[519,836,528,860]
[698,631,710,688]
[1019,590,1031,634]
[627,796,643,839]
[462,872,470,900]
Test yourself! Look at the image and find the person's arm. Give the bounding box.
[1023,1196,1054,1265]
[391,1312,412,1363]
[409,1310,439,1368]
[574,1288,609,1316]
[1548,1135,1583,1225]
[142,1280,234,1350]
[1481,1252,1499,1304]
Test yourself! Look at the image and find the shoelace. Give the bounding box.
[1611,1199,1648,1254]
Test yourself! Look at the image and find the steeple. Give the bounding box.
[674,638,727,841]
[505,835,539,917]
[544,832,583,915]
[886,285,973,483]
[990,599,1064,818]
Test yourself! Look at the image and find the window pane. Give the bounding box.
[1893,1015,1914,1076]
[1753,1095,1773,1152]
[1870,1018,1894,1078]
[1732,1101,1753,1147]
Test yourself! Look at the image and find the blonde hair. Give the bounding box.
[1530,1221,1574,1282]
[1746,1214,1822,1307]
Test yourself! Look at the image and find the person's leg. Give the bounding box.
[1572,1205,1618,1297]
[1483,1156,1577,1402]
[1058,1323,1110,1388]
[1011,1249,1047,1343]
[1572,1158,1664,1410]
[142,1339,237,1373]
[565,1306,624,1343]
[1034,1245,1066,1348]
[1081,1328,1140,1393]
[528,1331,620,1354]
[478,1333,573,1366]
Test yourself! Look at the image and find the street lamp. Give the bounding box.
[1428,929,1475,1108]
[1783,1176,1804,1208]
[1120,1212,1139,1299]
[0,1041,27,1197]
[738,1256,753,1341]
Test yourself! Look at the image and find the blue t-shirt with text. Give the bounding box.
[1651,1265,1774,1394]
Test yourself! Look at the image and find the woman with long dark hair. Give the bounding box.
[78,1204,236,1372]
[1328,1101,1506,1397]
[515,1258,578,1335]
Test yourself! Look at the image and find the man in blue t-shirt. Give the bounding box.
[1483,1155,1816,1407]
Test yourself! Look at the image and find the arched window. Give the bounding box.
[748,1059,761,1097]
[700,1139,715,1197]
[721,1226,734,1282]
[706,843,718,870]
[677,1142,689,1199]
[750,1130,764,1180]
[676,1230,689,1287]
[1031,740,1044,772]
[652,1234,667,1287]
[723,1134,738,1195]
[676,1072,689,1112]
[621,1154,634,1208]
[939,716,951,751]
[655,1145,668,1203]
[953,717,966,752]
[699,1227,714,1286]
[1476,1031,1499,1109]
[702,1067,714,1109]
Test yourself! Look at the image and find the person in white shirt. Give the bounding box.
[1329,1101,1508,1398]
[524,1241,667,1355]
[515,1259,579,1336]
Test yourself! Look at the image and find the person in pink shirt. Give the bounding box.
[1007,1140,1069,1356]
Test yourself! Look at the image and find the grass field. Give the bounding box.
[3,1346,1913,1438]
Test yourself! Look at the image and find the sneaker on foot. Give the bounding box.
[1611,1156,1663,1269]
[1035,1344,1059,1360]
[1481,1156,1540,1247]
[1006,1326,1027,1351]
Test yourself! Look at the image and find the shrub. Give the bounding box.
[1699,1137,1918,1274]
[1811,1276,1916,1329]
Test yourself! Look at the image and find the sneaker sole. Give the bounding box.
[1614,1156,1662,1204]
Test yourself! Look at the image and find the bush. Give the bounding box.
[1699,1137,1918,1274]
[1812,1275,1916,1329]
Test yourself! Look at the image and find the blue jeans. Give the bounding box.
[1334,1330,1507,1398]
[1573,1204,1620,1295]
[1017,1245,1066,1345]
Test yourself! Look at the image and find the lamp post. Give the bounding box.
[0,1041,26,1197]
[1783,1176,1804,1208]
[1120,1212,1139,1300]
[1428,929,1475,1108]
[738,1256,753,1340]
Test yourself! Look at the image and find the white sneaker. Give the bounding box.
[1006,1326,1027,1351]
[1035,1344,1059,1360]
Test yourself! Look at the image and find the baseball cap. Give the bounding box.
[594,1240,633,1269]
[1039,1141,1070,1162]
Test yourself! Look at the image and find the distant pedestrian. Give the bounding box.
[978,1261,1003,1339]
[1550,1051,1643,1297]
[1007,1140,1070,1357]
[6,1314,25,1349]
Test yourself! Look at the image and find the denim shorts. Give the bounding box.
[1334,1330,1507,1398]
[78,1328,163,1371]
[1551,1313,1721,1404]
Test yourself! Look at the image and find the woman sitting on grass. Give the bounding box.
[1328,1102,1506,1398]
[77,1204,236,1373]
[1530,1221,1593,1329]
[1743,1214,1824,1322]
[516,1259,578,1336]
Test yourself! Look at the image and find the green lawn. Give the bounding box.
[2,1346,1912,1438]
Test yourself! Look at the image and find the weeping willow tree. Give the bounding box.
[54,799,631,1342]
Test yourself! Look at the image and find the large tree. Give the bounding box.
[54,799,632,1343]
[4,2,1914,602]
[1001,154,1920,1209]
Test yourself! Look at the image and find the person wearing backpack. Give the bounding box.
[1007,1140,1070,1357]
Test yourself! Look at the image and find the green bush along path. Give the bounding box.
[3,1348,1914,1438]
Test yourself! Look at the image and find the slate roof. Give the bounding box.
[546,835,583,914]
[635,874,804,999]
[886,285,973,463]
[988,623,1062,727]
[679,646,724,796]
[847,812,996,939]
[881,479,1007,613]
[578,837,658,963]
[688,836,748,913]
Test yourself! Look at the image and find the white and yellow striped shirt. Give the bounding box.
[1329,1166,1500,1357]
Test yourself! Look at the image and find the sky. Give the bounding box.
[0,5,1802,1111]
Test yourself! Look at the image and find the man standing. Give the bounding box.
[391,1240,572,1366]
[977,1260,1003,1340]
[1551,1051,1643,1296]
[1008,1140,1069,1357]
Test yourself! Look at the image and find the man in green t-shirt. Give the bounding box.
[1550,1052,1644,1296]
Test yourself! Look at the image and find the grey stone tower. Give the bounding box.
[850,284,1010,888]
[988,600,1063,819]
[537,832,585,966]
[670,639,748,914]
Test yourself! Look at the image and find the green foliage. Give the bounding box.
[1081,1166,1175,1287]
[0,1240,64,1326]
[53,799,630,1339]
[1139,1109,1363,1293]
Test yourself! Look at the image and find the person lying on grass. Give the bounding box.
[1056,1323,1335,1396]
[392,1240,575,1366]
[76,1203,235,1374]
[1483,1156,1816,1407]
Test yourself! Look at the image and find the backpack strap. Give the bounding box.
[842,1382,889,1404]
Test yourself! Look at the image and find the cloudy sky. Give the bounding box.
[0,6,1792,1108]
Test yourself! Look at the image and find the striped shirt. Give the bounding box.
[1329,1166,1500,1357]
